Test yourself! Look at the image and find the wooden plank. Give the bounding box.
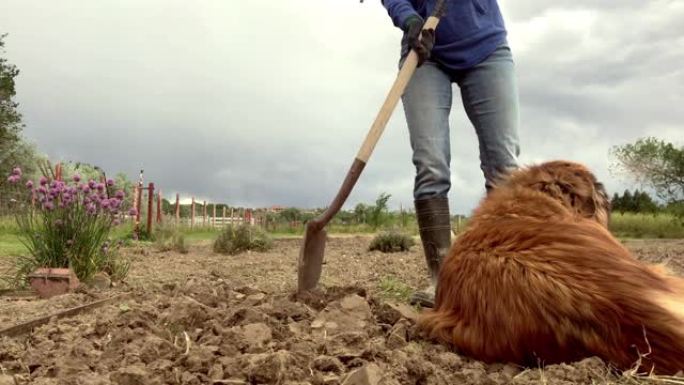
[0,293,132,338]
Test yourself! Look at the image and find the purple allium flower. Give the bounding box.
[38,186,47,195]
[12,167,22,176]
[101,199,111,209]
[72,173,81,183]
[39,176,48,186]
[86,203,96,214]
[128,208,138,216]
[96,183,105,192]
[26,180,34,189]
[44,201,54,211]
[106,179,114,187]
[7,175,19,184]
[82,185,91,194]
[88,180,96,189]
[115,190,125,199]
[50,181,57,189]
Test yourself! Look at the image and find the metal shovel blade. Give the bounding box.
[298,222,327,292]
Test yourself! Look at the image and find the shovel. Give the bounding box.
[297,0,448,293]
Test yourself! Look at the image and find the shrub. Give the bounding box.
[213,224,272,255]
[7,167,132,283]
[369,230,415,253]
[609,212,684,239]
[154,224,189,254]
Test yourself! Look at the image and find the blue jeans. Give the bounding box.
[401,44,520,200]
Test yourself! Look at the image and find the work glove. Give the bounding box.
[403,15,435,67]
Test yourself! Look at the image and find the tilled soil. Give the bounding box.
[0,237,683,384]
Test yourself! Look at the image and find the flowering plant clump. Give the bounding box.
[7,167,131,283]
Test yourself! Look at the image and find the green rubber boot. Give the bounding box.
[410,197,452,308]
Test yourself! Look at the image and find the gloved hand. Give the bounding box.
[403,15,435,67]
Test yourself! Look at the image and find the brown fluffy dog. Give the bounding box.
[418,160,684,374]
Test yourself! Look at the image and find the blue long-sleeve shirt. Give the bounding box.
[382,0,508,70]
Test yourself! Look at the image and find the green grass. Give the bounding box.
[0,233,26,257]
[609,212,684,239]
[378,275,414,302]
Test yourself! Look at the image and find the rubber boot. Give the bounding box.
[410,197,452,308]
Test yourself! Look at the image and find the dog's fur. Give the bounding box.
[417,160,684,374]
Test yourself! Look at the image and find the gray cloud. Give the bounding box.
[1,0,682,214]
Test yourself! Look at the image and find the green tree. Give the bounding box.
[633,190,659,214]
[622,190,634,212]
[611,192,623,214]
[611,137,684,206]
[368,192,391,230]
[0,34,41,211]
[353,203,367,224]
[278,207,302,223]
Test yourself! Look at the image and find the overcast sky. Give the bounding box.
[1,0,682,214]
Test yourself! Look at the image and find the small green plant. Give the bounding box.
[369,230,415,253]
[213,224,272,255]
[378,276,413,302]
[6,167,133,283]
[154,224,189,254]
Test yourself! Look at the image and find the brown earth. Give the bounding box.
[1,236,683,385]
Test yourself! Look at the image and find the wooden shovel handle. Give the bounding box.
[357,15,441,162]
[309,15,444,229]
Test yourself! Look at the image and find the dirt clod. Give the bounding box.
[110,364,149,385]
[341,363,383,385]
[313,355,345,374]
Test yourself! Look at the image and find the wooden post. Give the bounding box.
[230,208,234,225]
[203,201,207,227]
[175,193,180,226]
[212,204,216,227]
[191,197,195,228]
[147,182,154,235]
[135,185,142,224]
[156,189,162,224]
[222,206,226,227]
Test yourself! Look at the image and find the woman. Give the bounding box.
[382,0,521,307]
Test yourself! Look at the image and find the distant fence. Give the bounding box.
[130,184,284,235]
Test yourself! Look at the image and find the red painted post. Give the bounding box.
[147,183,154,235]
